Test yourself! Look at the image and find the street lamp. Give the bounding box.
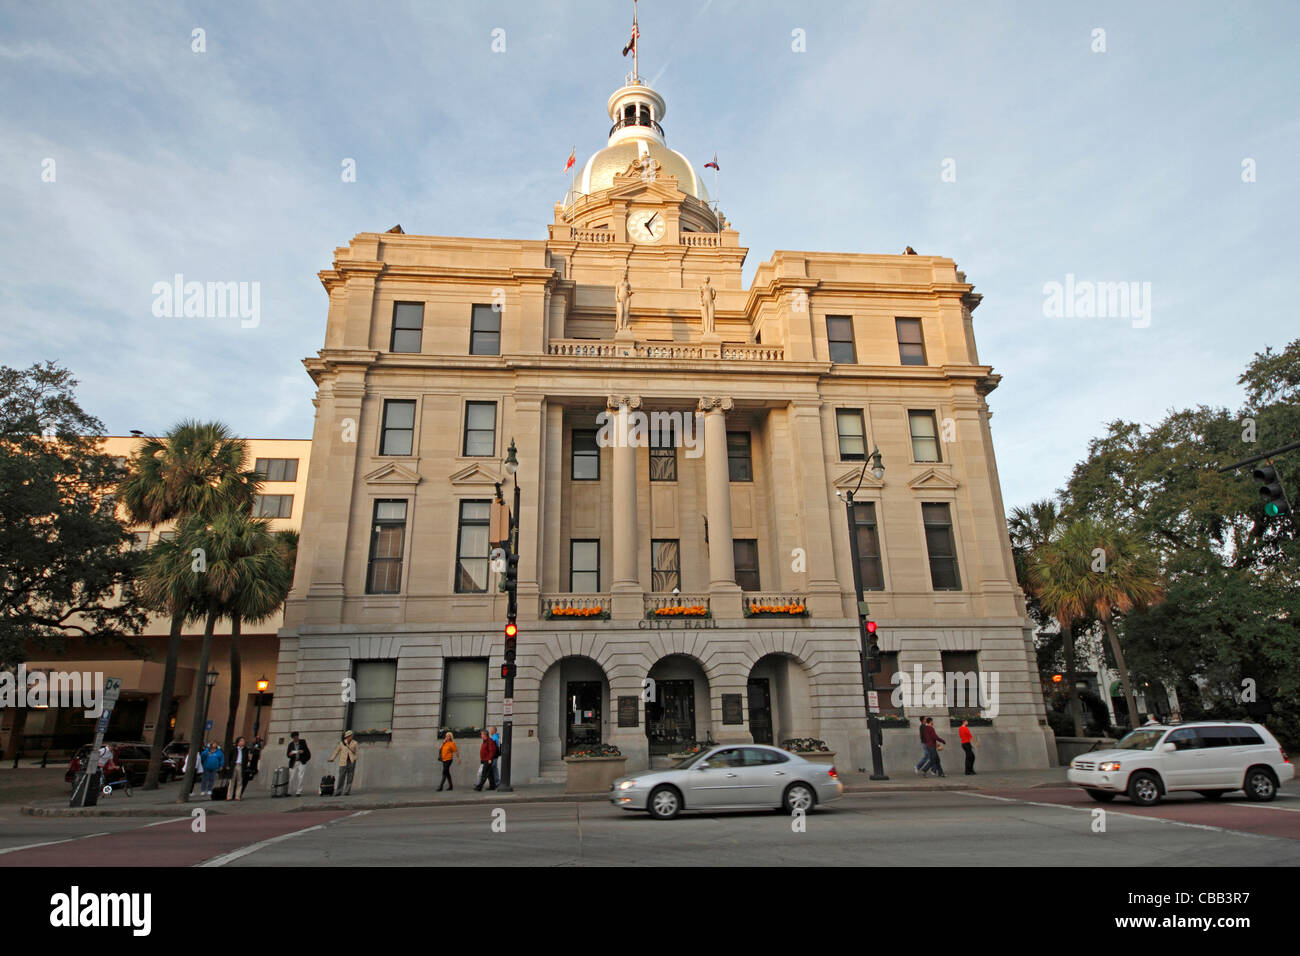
[498,438,521,792]
[202,670,219,746]
[838,446,889,780]
[254,676,270,738]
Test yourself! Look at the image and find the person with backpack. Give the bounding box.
[437,732,460,791]
[286,731,311,796]
[473,729,498,791]
[489,725,502,783]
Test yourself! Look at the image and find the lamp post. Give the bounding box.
[254,676,269,738]
[838,446,889,780]
[202,670,219,746]
[497,438,521,792]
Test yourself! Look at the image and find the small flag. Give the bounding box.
[564,147,576,173]
[704,153,719,171]
[622,24,638,57]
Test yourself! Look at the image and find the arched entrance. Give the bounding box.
[538,656,609,774]
[748,653,814,746]
[646,654,711,756]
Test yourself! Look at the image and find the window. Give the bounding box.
[131,531,149,551]
[652,539,680,592]
[941,651,981,715]
[1167,728,1204,751]
[348,661,397,734]
[853,502,884,591]
[908,411,941,462]
[111,456,127,471]
[470,304,501,356]
[442,659,489,734]
[836,409,866,460]
[380,400,416,456]
[158,530,176,542]
[254,458,299,482]
[252,494,294,519]
[649,418,677,481]
[571,430,599,480]
[727,431,752,482]
[868,652,901,715]
[366,500,408,594]
[1196,726,1240,749]
[570,540,600,592]
[826,316,857,364]
[733,539,760,591]
[922,503,961,591]
[390,302,423,353]
[455,500,491,593]
[896,318,927,365]
[462,402,497,457]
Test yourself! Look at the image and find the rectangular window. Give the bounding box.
[896,318,927,366]
[649,418,677,481]
[922,503,961,591]
[571,429,599,480]
[570,540,600,592]
[941,651,981,715]
[651,539,680,592]
[733,539,760,591]
[462,402,497,457]
[727,431,752,482]
[455,500,491,593]
[254,458,299,482]
[908,410,941,462]
[442,659,488,734]
[131,531,150,551]
[347,661,397,734]
[366,500,408,594]
[252,494,294,519]
[853,502,885,591]
[826,315,857,364]
[836,409,866,461]
[380,400,416,456]
[470,304,501,356]
[390,302,424,353]
[158,530,176,542]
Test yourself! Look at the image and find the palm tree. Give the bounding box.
[222,529,298,753]
[1028,518,1164,731]
[119,421,257,790]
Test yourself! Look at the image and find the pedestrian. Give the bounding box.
[921,716,946,777]
[914,719,932,776]
[286,731,311,796]
[96,743,113,776]
[437,731,460,791]
[473,729,498,791]
[225,736,251,800]
[200,741,224,796]
[959,719,977,775]
[489,725,502,782]
[247,737,262,788]
[328,730,359,796]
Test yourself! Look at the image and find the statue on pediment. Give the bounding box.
[699,276,716,335]
[615,271,633,331]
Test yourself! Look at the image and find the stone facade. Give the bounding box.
[265,74,1053,791]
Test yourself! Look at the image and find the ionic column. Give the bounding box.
[700,396,743,618]
[609,395,643,620]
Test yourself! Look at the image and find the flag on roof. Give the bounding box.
[564,147,576,173]
[704,154,720,171]
[622,24,638,57]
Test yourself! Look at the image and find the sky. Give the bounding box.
[2,0,1297,513]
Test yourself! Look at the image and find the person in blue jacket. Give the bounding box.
[199,741,224,796]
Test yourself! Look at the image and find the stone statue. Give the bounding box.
[699,276,716,335]
[615,271,632,332]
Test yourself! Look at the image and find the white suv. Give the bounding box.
[1067,721,1293,806]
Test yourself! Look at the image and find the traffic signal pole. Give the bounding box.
[844,488,888,780]
[1217,439,1300,534]
[498,473,520,792]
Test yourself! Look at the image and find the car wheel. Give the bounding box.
[1196,790,1226,801]
[648,786,682,820]
[1244,768,1277,802]
[1085,789,1116,803]
[783,782,816,814]
[1127,772,1162,806]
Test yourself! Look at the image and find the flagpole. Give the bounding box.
[632,0,639,82]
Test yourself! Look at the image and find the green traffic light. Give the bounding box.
[1265,501,1282,517]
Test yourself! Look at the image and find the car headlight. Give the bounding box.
[1099,761,1121,772]
[618,780,636,790]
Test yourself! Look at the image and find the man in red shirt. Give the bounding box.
[473,730,499,791]
[958,719,977,775]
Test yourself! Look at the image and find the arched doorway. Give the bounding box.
[537,656,609,774]
[645,655,711,756]
[748,653,814,746]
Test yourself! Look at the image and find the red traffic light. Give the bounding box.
[504,621,518,638]
[865,620,877,634]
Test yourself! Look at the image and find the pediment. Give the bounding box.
[362,462,422,488]
[907,467,960,490]
[448,463,502,487]
[606,172,684,204]
[832,467,883,491]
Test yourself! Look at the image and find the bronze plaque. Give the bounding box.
[618,695,639,728]
[721,693,744,725]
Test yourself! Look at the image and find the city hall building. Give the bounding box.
[267,65,1053,788]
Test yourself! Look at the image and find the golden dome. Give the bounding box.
[577,140,709,202]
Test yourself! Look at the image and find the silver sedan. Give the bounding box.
[610,744,844,819]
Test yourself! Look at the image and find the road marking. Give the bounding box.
[139,817,192,828]
[958,792,1274,839]
[0,832,111,857]
[1225,802,1300,813]
[196,810,370,867]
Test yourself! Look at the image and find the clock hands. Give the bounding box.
[645,212,658,231]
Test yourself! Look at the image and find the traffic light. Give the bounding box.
[503,551,520,593]
[863,619,882,674]
[503,618,517,682]
[501,661,516,681]
[1253,464,1292,519]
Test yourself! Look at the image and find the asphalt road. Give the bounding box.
[2,787,1298,866]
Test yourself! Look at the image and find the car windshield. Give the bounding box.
[1115,729,1166,751]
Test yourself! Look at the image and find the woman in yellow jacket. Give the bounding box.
[437,732,460,791]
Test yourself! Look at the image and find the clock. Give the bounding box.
[627,209,667,244]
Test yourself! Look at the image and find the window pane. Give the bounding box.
[355,661,398,699]
[652,539,680,592]
[733,539,759,591]
[392,329,422,353]
[571,540,599,570]
[470,305,501,356]
[446,660,488,695]
[897,318,926,365]
[572,430,599,480]
[393,303,423,329]
[922,503,961,590]
[443,659,488,732]
[909,411,940,462]
[854,502,884,591]
[461,500,490,521]
[381,401,416,455]
[456,500,491,593]
[443,698,486,731]
[827,316,856,364]
[464,402,496,456]
[384,401,415,429]
[376,501,407,522]
[837,410,865,460]
[727,432,752,482]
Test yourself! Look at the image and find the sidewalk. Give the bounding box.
[17,766,1072,818]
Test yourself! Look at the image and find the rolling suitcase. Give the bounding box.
[319,774,335,796]
[210,782,228,800]
[271,766,290,798]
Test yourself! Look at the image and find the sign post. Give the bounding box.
[69,677,122,808]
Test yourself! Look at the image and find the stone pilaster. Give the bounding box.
[609,395,643,621]
[700,396,743,619]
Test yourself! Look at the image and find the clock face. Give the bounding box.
[627,209,667,243]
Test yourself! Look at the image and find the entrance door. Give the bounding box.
[565,681,602,753]
[748,679,773,745]
[646,680,696,755]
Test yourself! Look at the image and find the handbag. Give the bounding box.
[936,742,945,752]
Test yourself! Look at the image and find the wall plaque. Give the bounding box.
[618,695,639,728]
[721,693,744,725]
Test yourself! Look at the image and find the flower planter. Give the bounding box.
[563,755,627,793]
[792,751,835,765]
